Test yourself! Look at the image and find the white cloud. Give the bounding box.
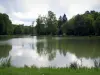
[12,20,31,25]
[10,0,49,25]
[12,4,49,20]
[0,0,100,25]
[0,5,6,13]
[59,0,100,18]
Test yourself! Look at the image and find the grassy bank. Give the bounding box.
[0,67,100,75]
[0,57,100,75]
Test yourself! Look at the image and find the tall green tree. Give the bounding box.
[36,15,46,35]
[58,16,63,35]
[0,13,12,35]
[62,14,67,23]
[46,11,57,35]
[62,14,68,35]
[94,16,100,35]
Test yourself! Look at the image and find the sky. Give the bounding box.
[0,0,100,25]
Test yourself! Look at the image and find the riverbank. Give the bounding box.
[0,67,100,75]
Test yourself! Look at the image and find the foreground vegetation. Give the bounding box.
[0,67,100,75]
[0,58,100,75]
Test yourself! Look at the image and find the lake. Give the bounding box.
[0,36,100,68]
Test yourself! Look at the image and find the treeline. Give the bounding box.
[0,13,33,35]
[13,24,34,35]
[36,10,100,36]
[0,10,100,36]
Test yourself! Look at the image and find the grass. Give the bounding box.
[0,67,100,75]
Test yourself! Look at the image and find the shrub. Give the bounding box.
[69,62,78,69]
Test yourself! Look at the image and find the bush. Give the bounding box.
[69,62,78,69]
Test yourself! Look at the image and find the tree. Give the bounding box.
[85,11,90,14]
[57,16,63,35]
[62,14,67,23]
[34,10,100,36]
[24,26,31,34]
[31,21,34,35]
[62,14,68,35]
[67,13,94,36]
[83,14,94,35]
[36,15,47,35]
[94,16,100,35]
[0,13,12,35]
[13,25,24,35]
[46,11,57,35]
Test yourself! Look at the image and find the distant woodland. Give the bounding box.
[0,10,100,36]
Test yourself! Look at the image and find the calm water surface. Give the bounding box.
[0,36,100,68]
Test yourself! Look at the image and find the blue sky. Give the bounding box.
[0,0,100,25]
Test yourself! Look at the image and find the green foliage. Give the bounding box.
[36,16,46,35]
[0,12,34,35]
[94,15,100,35]
[57,14,68,35]
[46,11,57,35]
[13,25,24,34]
[13,24,33,35]
[1,10,100,36]
[35,10,100,36]
[0,13,12,35]
[64,11,100,36]
[36,11,57,35]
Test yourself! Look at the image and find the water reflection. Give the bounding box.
[10,46,48,67]
[9,48,100,68]
[0,44,12,58]
[0,36,100,68]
